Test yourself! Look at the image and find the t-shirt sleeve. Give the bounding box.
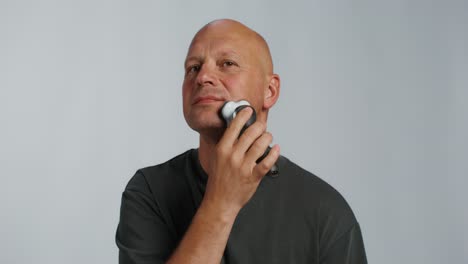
[320,222,367,264]
[115,171,176,264]
[311,176,368,264]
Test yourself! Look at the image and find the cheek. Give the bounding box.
[182,87,188,101]
[222,75,253,98]
[182,80,193,100]
[182,83,192,113]
[230,75,264,104]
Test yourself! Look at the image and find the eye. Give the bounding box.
[186,64,200,75]
[222,60,237,67]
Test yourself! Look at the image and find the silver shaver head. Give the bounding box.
[220,100,250,126]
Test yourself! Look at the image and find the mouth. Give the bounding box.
[193,96,225,105]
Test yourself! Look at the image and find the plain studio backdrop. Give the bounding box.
[1,0,467,263]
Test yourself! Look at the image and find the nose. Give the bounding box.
[195,63,217,87]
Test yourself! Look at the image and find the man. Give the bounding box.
[116,19,367,264]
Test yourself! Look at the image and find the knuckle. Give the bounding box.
[216,145,229,156]
[253,123,265,135]
[243,125,260,141]
[264,132,273,141]
[250,142,262,154]
[241,166,250,177]
[259,161,271,172]
[230,151,241,164]
[238,108,251,119]
[242,107,252,115]
[257,134,271,148]
[262,135,272,145]
[257,122,266,132]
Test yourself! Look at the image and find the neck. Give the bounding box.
[198,133,221,176]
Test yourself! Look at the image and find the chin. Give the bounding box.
[191,119,225,132]
[186,111,225,132]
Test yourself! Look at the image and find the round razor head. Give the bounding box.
[220,100,251,126]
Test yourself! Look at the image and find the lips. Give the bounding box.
[193,96,225,105]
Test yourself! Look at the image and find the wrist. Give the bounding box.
[199,196,240,224]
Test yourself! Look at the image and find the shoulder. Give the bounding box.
[126,149,193,188]
[139,149,193,181]
[123,149,195,206]
[281,159,367,259]
[278,155,359,234]
[278,156,352,204]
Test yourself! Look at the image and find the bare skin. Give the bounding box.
[167,19,281,264]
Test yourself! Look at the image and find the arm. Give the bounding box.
[316,184,367,264]
[165,197,237,264]
[166,107,280,264]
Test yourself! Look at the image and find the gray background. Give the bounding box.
[1,0,466,263]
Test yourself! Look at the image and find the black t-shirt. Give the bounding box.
[116,149,367,263]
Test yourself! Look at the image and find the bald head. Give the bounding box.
[189,19,274,75]
[182,19,281,133]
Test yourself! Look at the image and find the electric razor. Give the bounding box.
[220,100,279,176]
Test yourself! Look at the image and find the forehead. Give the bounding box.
[186,29,257,59]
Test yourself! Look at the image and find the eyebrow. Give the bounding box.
[184,56,203,68]
[184,50,242,68]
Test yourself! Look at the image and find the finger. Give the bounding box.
[220,107,253,146]
[243,131,272,165]
[253,144,280,179]
[235,121,266,155]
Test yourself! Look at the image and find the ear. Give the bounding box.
[263,74,280,110]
